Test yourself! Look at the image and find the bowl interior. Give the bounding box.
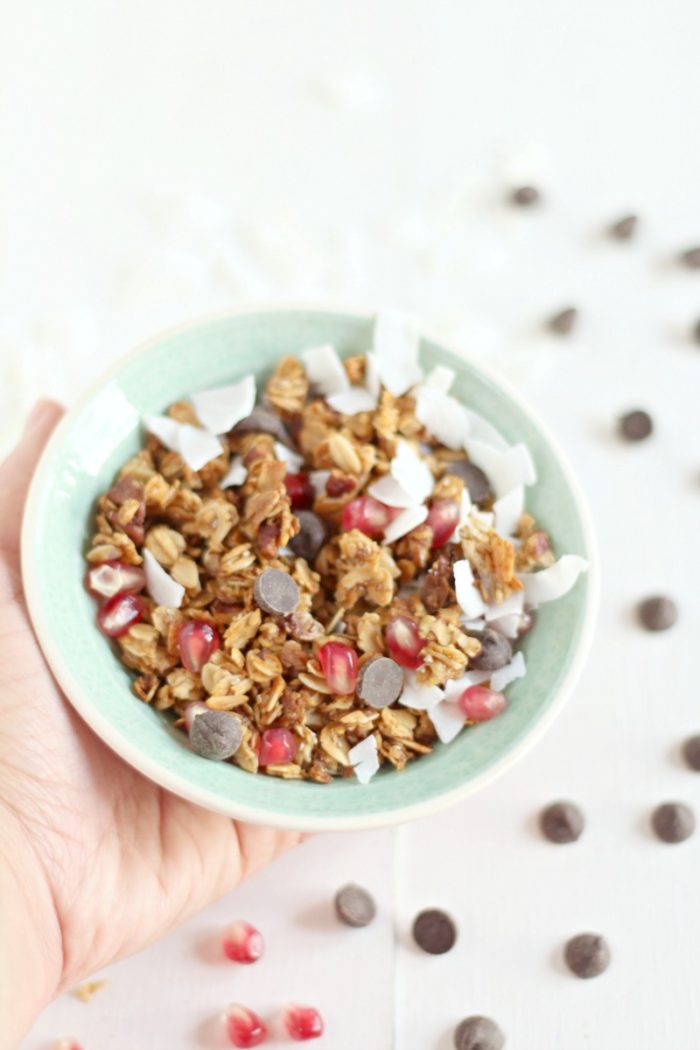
[24,310,593,829]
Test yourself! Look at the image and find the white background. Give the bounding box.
[3,2,700,1047]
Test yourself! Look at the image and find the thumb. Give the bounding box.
[0,400,65,554]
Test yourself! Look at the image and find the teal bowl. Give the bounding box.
[22,309,597,831]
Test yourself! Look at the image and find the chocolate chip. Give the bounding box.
[189,710,242,761]
[637,595,677,632]
[412,908,457,955]
[619,409,653,442]
[334,883,376,928]
[446,460,491,503]
[233,405,291,444]
[693,319,700,345]
[469,628,512,672]
[356,656,404,709]
[610,214,638,240]
[539,801,585,844]
[453,1016,505,1050]
[549,307,578,335]
[289,510,329,564]
[652,801,695,843]
[564,933,610,978]
[253,568,300,615]
[511,185,540,206]
[682,735,700,771]
[680,246,700,269]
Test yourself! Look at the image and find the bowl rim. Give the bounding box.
[21,305,599,831]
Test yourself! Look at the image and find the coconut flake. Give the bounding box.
[429,700,465,744]
[453,559,486,619]
[491,651,526,692]
[220,455,247,488]
[450,487,473,542]
[484,589,525,622]
[465,439,536,498]
[309,469,331,497]
[190,374,256,435]
[494,486,524,537]
[373,310,423,396]
[143,415,223,471]
[461,617,486,632]
[414,386,470,450]
[444,669,491,700]
[368,474,416,508]
[463,409,508,450]
[382,504,428,545]
[143,549,185,608]
[348,735,380,785]
[519,555,588,607]
[391,440,434,504]
[424,364,456,393]
[302,344,349,397]
[274,441,304,473]
[398,674,443,710]
[365,351,381,400]
[327,386,377,414]
[488,613,522,639]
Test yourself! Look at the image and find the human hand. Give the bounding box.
[0,402,303,1048]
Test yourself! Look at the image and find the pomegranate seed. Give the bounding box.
[318,641,359,695]
[225,1004,268,1048]
[259,727,297,765]
[285,472,315,510]
[85,559,146,600]
[325,474,355,497]
[222,921,264,964]
[426,499,460,548]
[284,1004,324,1041]
[178,620,220,673]
[386,616,426,670]
[97,592,144,637]
[342,495,394,537]
[458,685,507,722]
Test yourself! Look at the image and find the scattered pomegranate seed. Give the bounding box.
[325,474,356,497]
[285,472,315,510]
[222,921,264,964]
[96,592,144,638]
[458,685,507,722]
[259,727,297,765]
[386,616,426,670]
[225,1004,268,1048]
[342,495,394,537]
[426,499,460,548]
[284,1004,324,1041]
[178,620,220,673]
[85,559,146,600]
[318,641,359,695]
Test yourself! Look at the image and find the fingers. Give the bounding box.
[0,400,65,555]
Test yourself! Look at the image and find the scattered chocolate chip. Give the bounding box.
[610,214,638,240]
[682,735,700,772]
[652,801,695,843]
[539,801,585,844]
[334,883,376,928]
[233,405,291,444]
[453,1016,505,1050]
[549,307,578,335]
[446,460,491,503]
[619,409,653,442]
[469,627,513,672]
[289,510,329,564]
[412,908,457,955]
[356,656,404,709]
[189,710,242,760]
[680,246,700,269]
[564,933,610,978]
[511,185,540,206]
[253,568,300,615]
[637,595,677,632]
[693,319,700,344]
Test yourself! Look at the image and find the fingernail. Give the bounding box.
[24,399,62,433]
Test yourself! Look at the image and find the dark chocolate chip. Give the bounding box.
[610,214,638,240]
[619,409,653,442]
[539,801,585,844]
[652,801,695,843]
[289,510,329,564]
[549,307,578,335]
[412,908,457,955]
[446,460,491,504]
[511,185,540,206]
[453,1016,505,1050]
[233,405,291,444]
[564,933,610,978]
[253,567,300,615]
[682,735,700,772]
[334,883,376,928]
[356,656,404,709]
[637,595,677,632]
[189,710,242,761]
[693,319,700,345]
[469,628,513,672]
[680,246,700,269]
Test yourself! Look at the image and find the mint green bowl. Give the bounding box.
[22,310,597,831]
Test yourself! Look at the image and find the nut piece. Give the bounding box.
[356,656,404,709]
[453,1016,505,1050]
[564,933,610,978]
[334,883,376,928]
[189,710,243,760]
[253,568,300,615]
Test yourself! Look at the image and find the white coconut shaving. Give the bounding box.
[220,455,247,488]
[365,351,381,400]
[368,474,416,508]
[462,409,509,450]
[348,734,380,785]
[443,670,491,701]
[429,700,465,744]
[465,439,536,499]
[449,487,473,542]
[423,364,456,393]
[398,675,443,710]
[309,469,331,497]
[414,385,470,450]
[142,549,185,608]
[484,589,525,622]
[143,415,223,472]
[487,613,522,639]
[190,374,256,435]
[461,617,486,632]
[274,441,304,473]
[490,651,527,692]
[453,559,486,619]
[519,555,588,607]
[372,310,424,396]
[382,504,428,545]
[301,344,349,397]
[391,439,434,504]
[327,386,377,415]
[493,486,524,537]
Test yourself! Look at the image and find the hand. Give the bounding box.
[0,403,302,1048]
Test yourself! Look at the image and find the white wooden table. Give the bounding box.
[4,2,700,1046]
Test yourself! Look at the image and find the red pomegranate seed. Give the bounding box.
[225,1004,268,1048]
[342,495,394,537]
[259,727,297,765]
[386,616,426,670]
[85,559,146,600]
[458,685,507,722]
[222,921,264,964]
[178,620,220,673]
[285,472,315,510]
[97,592,144,638]
[426,499,460,548]
[325,474,356,497]
[318,641,359,695]
[284,1004,324,1041]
